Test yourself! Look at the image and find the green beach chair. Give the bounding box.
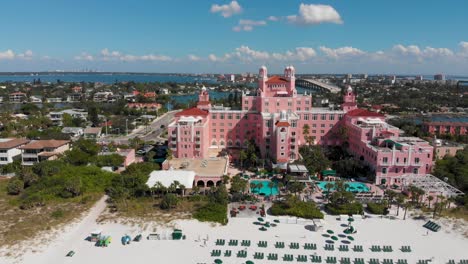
[383,259,393,264]
[396,259,408,264]
[354,258,365,264]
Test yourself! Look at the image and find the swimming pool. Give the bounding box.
[316,181,370,193]
[250,180,279,196]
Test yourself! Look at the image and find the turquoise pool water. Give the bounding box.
[250,180,279,196]
[316,181,370,193]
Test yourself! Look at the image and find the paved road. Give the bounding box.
[98,110,180,145]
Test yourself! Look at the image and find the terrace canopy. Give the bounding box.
[397,174,464,197]
[146,170,196,189]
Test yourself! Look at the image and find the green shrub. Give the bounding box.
[326,202,363,215]
[51,209,65,219]
[270,196,324,219]
[160,193,179,209]
[193,202,228,225]
[7,178,24,195]
[366,202,388,215]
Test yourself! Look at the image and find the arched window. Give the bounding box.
[227,140,233,147]
[211,139,217,146]
[220,140,225,146]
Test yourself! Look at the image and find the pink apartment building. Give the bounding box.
[168,66,433,185]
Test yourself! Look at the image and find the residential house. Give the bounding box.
[20,140,70,165]
[48,109,88,126]
[61,127,84,138]
[93,92,113,102]
[126,103,162,111]
[0,138,30,165]
[66,93,82,102]
[84,127,102,140]
[46,97,63,103]
[98,148,136,168]
[9,92,27,103]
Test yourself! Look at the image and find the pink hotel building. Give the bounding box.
[168,66,434,185]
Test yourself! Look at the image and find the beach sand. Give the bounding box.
[1,199,467,264]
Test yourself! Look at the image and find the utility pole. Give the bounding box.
[126,119,128,136]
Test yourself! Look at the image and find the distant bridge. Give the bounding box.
[296,79,341,93]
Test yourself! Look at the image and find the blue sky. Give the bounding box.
[1,0,468,74]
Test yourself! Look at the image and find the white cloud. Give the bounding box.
[267,16,279,22]
[319,46,365,58]
[208,46,316,63]
[74,52,94,61]
[188,54,201,61]
[288,4,343,25]
[392,44,454,58]
[459,41,468,56]
[233,19,267,32]
[210,1,242,18]
[17,50,33,59]
[234,45,270,61]
[75,49,172,62]
[0,49,15,60]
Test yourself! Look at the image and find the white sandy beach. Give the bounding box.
[1,199,467,264]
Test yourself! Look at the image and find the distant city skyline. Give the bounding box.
[1,0,468,74]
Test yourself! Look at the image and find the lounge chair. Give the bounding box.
[340,257,351,264]
[396,259,408,264]
[224,250,231,257]
[383,259,393,264]
[354,258,365,264]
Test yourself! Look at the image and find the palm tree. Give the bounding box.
[179,184,186,197]
[302,124,311,146]
[267,181,275,196]
[250,182,257,194]
[239,150,247,170]
[403,202,413,220]
[395,194,405,216]
[324,182,334,201]
[427,195,434,209]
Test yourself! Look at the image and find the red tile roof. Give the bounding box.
[0,138,30,149]
[20,140,69,150]
[197,101,211,105]
[265,76,289,84]
[276,121,290,127]
[175,107,209,117]
[277,158,288,163]
[345,109,384,117]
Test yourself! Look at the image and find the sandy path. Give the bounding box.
[17,195,108,264]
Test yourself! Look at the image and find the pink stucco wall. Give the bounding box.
[167,65,434,185]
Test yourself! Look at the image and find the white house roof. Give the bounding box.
[146,170,196,189]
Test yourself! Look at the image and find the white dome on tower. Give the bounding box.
[347,85,353,93]
[201,85,207,92]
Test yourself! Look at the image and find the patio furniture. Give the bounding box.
[353,245,363,252]
[339,245,349,252]
[382,259,393,264]
[267,253,278,261]
[396,260,408,264]
[216,239,225,246]
[211,249,222,257]
[325,244,335,251]
[383,246,393,252]
[283,254,294,262]
[275,241,285,248]
[423,221,441,232]
[354,258,365,264]
[340,257,351,264]
[369,258,380,264]
[326,256,337,264]
[400,246,411,253]
[253,252,264,260]
[241,240,251,247]
[257,241,267,248]
[228,239,238,246]
[371,245,382,252]
[297,255,308,262]
[236,250,248,258]
[311,255,323,263]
